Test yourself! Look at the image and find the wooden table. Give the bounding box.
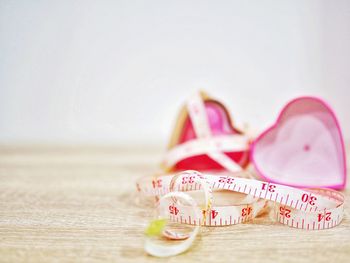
[0,145,349,262]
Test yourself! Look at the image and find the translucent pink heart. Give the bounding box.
[251,97,347,189]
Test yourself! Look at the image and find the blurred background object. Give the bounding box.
[1,0,349,146]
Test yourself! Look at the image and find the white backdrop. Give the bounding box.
[1,0,349,145]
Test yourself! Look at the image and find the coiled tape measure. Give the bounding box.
[137,170,344,257]
[136,92,345,257]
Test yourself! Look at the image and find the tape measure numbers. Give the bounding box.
[137,171,344,230]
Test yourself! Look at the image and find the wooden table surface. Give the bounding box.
[0,145,349,263]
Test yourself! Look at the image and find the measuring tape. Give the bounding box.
[139,92,345,257]
[162,91,251,173]
[138,170,344,257]
[138,171,344,229]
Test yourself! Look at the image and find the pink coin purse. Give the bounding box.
[251,96,347,190]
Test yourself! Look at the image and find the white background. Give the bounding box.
[1,0,349,146]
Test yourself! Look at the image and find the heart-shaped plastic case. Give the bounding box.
[251,96,347,189]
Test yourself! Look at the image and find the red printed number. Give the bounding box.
[241,207,252,216]
[261,183,276,192]
[318,212,331,222]
[169,205,179,215]
[279,206,291,218]
[301,193,317,206]
[152,179,162,188]
[211,210,218,219]
[182,176,195,184]
[218,176,234,184]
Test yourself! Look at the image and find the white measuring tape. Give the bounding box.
[139,92,345,257]
[138,170,344,257]
[162,91,250,173]
[143,171,212,257]
[138,171,344,229]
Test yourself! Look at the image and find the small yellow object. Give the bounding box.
[145,218,167,237]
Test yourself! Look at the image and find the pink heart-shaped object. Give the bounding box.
[251,96,347,189]
[174,101,249,171]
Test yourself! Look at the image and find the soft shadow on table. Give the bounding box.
[119,234,203,260]
[119,245,146,259]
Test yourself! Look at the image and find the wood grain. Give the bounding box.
[0,145,349,263]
